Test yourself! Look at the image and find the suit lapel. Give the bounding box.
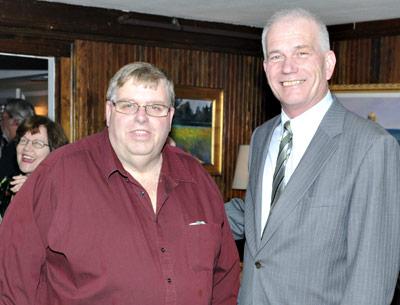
[251,117,280,249]
[259,100,346,250]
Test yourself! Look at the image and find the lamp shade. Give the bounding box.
[232,145,249,190]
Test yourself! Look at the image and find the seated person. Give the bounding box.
[0,115,68,218]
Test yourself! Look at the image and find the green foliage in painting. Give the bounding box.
[171,125,211,164]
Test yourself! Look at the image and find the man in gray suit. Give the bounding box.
[225,8,400,305]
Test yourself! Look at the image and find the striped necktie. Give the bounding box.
[271,121,292,207]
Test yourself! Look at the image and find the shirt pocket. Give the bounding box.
[185,223,221,272]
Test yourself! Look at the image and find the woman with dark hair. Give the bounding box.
[0,115,68,218]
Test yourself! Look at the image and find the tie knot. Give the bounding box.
[283,120,291,133]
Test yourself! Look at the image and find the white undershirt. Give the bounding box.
[260,93,333,234]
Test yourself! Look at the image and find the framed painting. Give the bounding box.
[331,83,400,144]
[171,86,223,175]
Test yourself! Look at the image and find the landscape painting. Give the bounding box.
[331,84,400,145]
[171,86,223,175]
[172,98,212,163]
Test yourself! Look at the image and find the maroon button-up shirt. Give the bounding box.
[0,129,240,305]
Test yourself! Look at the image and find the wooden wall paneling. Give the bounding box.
[357,39,373,83]
[74,40,89,140]
[369,38,381,83]
[329,18,400,86]
[72,39,265,199]
[332,38,374,84]
[331,40,344,84]
[59,57,73,141]
[379,36,400,83]
[224,53,238,197]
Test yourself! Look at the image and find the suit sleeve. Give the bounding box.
[340,135,400,305]
[224,198,245,240]
[224,132,257,240]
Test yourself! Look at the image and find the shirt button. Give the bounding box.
[167,278,172,283]
[255,261,262,269]
[140,191,145,197]
[161,247,166,253]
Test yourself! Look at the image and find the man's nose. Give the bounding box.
[134,105,149,122]
[281,57,298,74]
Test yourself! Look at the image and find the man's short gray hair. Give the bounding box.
[261,8,330,59]
[4,98,35,124]
[106,62,175,106]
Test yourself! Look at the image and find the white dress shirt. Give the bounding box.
[260,93,333,235]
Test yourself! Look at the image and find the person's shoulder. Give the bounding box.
[341,108,399,151]
[164,145,225,204]
[166,144,204,169]
[40,131,105,168]
[164,144,215,183]
[252,114,280,139]
[343,108,392,139]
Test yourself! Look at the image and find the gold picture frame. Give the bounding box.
[330,83,400,143]
[330,83,400,92]
[171,86,224,175]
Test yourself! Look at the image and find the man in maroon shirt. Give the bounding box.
[0,62,240,305]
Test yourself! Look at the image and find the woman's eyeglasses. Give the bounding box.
[18,138,50,149]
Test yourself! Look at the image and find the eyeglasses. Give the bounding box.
[111,100,171,117]
[18,138,50,149]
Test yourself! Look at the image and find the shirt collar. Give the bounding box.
[101,129,193,184]
[280,91,333,133]
[99,128,125,179]
[160,145,195,184]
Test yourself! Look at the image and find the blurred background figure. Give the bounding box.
[0,115,68,219]
[0,98,35,180]
[0,103,6,158]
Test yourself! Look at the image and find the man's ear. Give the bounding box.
[168,107,175,127]
[105,101,112,127]
[325,50,336,81]
[263,59,268,75]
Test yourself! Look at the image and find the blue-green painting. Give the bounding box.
[335,93,400,146]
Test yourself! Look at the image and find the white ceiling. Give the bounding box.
[42,0,400,27]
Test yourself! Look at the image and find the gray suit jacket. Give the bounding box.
[226,100,400,305]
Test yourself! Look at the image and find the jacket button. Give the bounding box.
[255,261,262,269]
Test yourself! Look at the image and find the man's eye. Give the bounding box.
[120,102,134,109]
[268,55,283,62]
[297,51,310,57]
[150,105,163,111]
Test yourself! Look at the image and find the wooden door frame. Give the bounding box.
[0,35,74,141]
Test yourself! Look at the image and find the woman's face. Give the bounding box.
[16,125,50,175]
